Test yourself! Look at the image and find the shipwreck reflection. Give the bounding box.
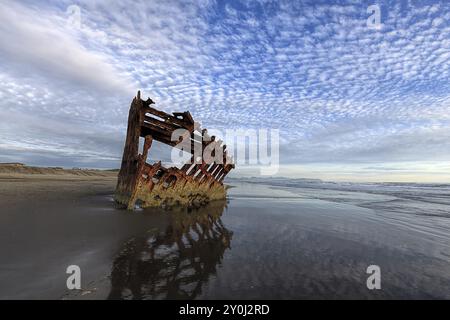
[108,200,232,299]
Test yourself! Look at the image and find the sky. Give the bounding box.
[0,0,449,182]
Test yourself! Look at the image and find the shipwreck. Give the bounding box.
[114,91,234,209]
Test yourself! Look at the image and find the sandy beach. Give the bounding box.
[1,167,450,299]
[0,166,139,299]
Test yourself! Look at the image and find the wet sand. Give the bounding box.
[1,175,449,299]
[0,173,168,299]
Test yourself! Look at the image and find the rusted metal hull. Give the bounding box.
[114,92,234,209]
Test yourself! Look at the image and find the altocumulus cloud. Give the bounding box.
[0,0,449,177]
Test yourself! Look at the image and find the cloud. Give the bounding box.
[0,0,135,95]
[0,0,449,179]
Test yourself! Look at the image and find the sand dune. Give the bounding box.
[0,163,117,179]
